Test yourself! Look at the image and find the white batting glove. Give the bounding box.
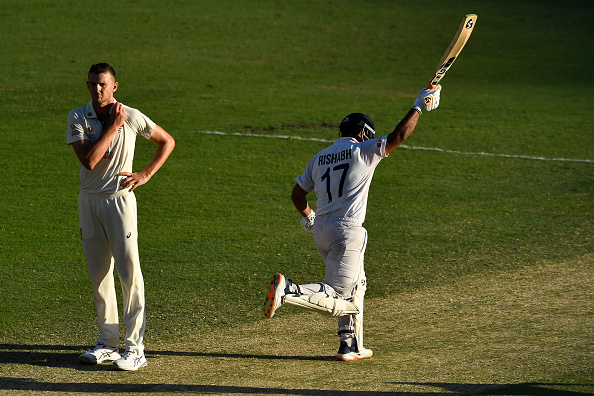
[300,211,315,235]
[412,85,441,114]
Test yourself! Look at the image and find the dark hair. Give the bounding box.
[88,63,116,80]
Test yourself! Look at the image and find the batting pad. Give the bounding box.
[283,293,359,317]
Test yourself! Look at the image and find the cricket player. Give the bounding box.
[263,85,441,360]
[67,63,175,371]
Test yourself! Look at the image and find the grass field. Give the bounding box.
[0,0,592,395]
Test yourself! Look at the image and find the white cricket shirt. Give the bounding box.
[67,100,155,195]
[295,136,388,224]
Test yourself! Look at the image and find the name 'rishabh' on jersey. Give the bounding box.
[296,135,388,224]
[318,148,353,166]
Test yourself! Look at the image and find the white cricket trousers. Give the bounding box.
[78,190,146,349]
[300,217,368,334]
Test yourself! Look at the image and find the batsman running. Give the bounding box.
[263,85,441,360]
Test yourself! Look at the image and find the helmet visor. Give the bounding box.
[362,122,375,141]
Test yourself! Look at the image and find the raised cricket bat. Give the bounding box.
[427,14,477,88]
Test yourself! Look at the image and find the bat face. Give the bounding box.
[428,14,477,88]
[433,56,457,84]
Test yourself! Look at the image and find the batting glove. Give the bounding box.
[412,85,441,114]
[300,211,315,235]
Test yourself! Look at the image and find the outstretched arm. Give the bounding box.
[385,109,420,155]
[118,125,175,191]
[385,85,442,155]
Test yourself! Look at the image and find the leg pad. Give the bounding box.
[283,293,359,317]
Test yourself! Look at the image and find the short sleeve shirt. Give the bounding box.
[67,100,155,195]
[295,135,388,224]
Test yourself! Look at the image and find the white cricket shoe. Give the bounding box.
[113,347,148,371]
[78,342,121,364]
[263,273,287,318]
[336,340,373,361]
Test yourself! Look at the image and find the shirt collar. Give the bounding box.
[334,136,359,144]
[84,98,118,119]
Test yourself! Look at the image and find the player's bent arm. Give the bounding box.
[70,103,126,170]
[143,125,176,178]
[292,184,313,217]
[385,109,420,155]
[71,122,121,170]
[118,125,175,191]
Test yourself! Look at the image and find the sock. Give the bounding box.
[340,333,356,347]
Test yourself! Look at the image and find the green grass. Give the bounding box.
[1,0,593,394]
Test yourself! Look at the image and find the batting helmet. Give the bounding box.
[339,113,376,141]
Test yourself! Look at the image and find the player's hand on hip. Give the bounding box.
[412,85,441,113]
[118,170,150,192]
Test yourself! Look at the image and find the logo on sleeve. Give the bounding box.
[71,124,82,137]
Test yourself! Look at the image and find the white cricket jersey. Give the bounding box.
[296,136,388,224]
[67,100,155,195]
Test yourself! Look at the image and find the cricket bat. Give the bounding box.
[427,14,477,88]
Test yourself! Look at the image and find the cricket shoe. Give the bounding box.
[264,273,298,318]
[113,347,148,371]
[78,342,121,364]
[336,340,373,361]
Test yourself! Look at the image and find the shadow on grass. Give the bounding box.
[153,349,335,361]
[0,345,588,395]
[1,377,589,395]
[0,343,334,369]
[0,344,113,371]
[391,382,589,395]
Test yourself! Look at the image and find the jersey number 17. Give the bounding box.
[321,163,349,203]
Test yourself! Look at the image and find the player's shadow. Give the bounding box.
[1,377,589,394]
[0,343,333,372]
[390,382,589,395]
[0,343,112,371]
[1,345,588,395]
[153,349,335,361]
